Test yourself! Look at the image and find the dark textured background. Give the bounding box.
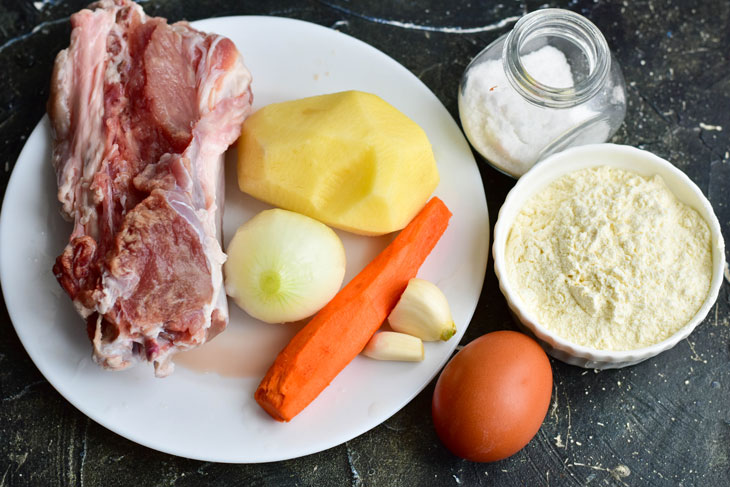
[1,1,729,485]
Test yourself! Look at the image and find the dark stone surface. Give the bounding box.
[1,0,729,485]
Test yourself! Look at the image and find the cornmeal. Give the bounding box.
[506,166,713,350]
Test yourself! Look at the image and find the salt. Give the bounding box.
[459,45,605,176]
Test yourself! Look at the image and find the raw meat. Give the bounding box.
[48,0,253,376]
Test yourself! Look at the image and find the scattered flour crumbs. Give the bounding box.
[506,166,713,350]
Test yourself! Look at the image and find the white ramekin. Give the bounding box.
[492,143,725,369]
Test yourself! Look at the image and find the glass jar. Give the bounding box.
[458,8,627,178]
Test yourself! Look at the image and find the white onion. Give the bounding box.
[224,209,346,323]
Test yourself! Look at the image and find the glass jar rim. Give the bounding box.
[503,8,611,108]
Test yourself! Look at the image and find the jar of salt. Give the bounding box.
[458,9,627,177]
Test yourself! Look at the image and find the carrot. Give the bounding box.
[254,196,452,421]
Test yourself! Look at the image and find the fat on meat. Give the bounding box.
[48,0,253,376]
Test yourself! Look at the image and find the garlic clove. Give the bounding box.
[362,331,424,362]
[388,278,456,341]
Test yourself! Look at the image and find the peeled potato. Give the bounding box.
[237,91,440,236]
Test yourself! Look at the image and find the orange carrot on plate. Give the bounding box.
[254,196,452,421]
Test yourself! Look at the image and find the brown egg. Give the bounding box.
[432,330,553,462]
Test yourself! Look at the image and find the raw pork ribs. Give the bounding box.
[49,0,252,376]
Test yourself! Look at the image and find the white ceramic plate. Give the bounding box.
[0,16,488,463]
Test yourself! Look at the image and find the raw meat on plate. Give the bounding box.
[49,0,253,376]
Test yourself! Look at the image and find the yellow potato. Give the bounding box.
[237,91,439,236]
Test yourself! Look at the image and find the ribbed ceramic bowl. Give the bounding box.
[493,144,725,368]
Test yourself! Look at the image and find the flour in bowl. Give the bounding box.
[505,166,713,350]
